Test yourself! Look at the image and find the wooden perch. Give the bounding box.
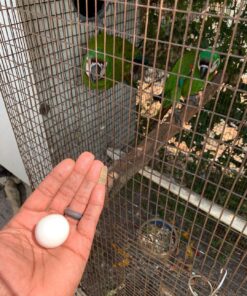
[109,73,227,194]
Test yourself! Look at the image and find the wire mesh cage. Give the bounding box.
[0,0,247,295]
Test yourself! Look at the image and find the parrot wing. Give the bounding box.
[164,50,196,108]
[159,51,197,119]
[181,68,215,98]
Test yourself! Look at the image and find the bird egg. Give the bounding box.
[35,214,70,248]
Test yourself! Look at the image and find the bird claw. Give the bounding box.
[174,109,182,126]
[188,95,199,106]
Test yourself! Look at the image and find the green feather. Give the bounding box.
[82,33,140,90]
[163,49,219,109]
[199,49,220,63]
[163,51,195,108]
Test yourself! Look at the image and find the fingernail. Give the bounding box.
[98,166,108,185]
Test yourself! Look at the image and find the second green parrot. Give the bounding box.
[156,49,220,117]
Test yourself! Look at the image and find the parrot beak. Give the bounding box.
[199,65,208,79]
[90,73,96,83]
[89,61,106,83]
[90,63,101,83]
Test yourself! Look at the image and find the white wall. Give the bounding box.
[0,95,29,184]
[0,0,52,187]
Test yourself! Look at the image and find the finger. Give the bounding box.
[22,158,75,211]
[65,161,104,224]
[76,183,106,252]
[49,152,95,213]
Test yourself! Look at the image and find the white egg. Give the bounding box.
[35,214,70,248]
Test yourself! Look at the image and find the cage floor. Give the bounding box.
[81,191,247,296]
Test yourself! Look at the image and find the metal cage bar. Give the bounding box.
[0,0,246,295]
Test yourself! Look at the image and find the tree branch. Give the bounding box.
[108,73,227,194]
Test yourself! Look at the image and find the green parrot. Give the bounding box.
[82,33,142,90]
[155,49,220,118]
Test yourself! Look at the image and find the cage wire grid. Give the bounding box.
[0,0,247,295]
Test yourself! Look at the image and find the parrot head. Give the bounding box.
[198,50,220,79]
[85,57,107,83]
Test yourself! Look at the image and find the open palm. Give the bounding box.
[0,152,106,296]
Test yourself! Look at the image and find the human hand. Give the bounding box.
[0,152,107,296]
